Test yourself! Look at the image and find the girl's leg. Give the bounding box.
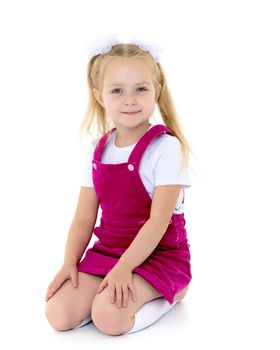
[45,272,103,331]
[91,274,189,336]
[126,285,189,334]
[91,273,162,336]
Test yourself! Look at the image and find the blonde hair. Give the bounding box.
[79,43,193,170]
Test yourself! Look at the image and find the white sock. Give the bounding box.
[74,316,92,329]
[126,297,179,334]
[74,298,179,332]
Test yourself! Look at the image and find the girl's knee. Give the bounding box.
[91,298,133,336]
[45,300,78,331]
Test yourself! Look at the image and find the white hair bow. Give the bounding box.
[84,35,119,61]
[129,36,163,63]
[84,35,163,63]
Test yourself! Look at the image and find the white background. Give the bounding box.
[0,0,279,349]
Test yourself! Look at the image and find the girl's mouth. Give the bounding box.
[122,110,141,115]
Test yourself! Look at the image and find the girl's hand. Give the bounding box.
[96,264,137,308]
[45,263,78,302]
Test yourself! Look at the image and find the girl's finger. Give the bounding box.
[122,287,129,308]
[45,289,51,301]
[46,282,54,298]
[70,270,78,288]
[46,280,57,300]
[97,278,107,293]
[108,284,115,304]
[46,288,55,301]
[47,277,64,299]
[47,284,57,299]
[115,286,122,308]
[129,283,137,302]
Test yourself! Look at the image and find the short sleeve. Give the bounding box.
[153,136,191,189]
[80,142,96,188]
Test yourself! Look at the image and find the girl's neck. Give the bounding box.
[114,123,152,148]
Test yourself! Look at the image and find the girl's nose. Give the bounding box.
[125,93,137,105]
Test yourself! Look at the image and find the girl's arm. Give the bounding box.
[117,185,183,271]
[63,186,100,265]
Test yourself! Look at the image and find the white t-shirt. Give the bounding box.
[81,125,191,214]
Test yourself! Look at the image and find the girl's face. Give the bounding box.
[94,58,161,129]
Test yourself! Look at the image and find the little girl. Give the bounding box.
[45,37,192,336]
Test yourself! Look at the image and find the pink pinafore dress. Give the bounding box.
[77,124,192,304]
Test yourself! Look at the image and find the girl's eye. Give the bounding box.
[111,88,122,94]
[137,87,148,92]
[111,87,148,94]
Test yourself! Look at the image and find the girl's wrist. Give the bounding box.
[116,259,133,273]
[63,257,78,266]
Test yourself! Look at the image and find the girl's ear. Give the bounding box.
[92,88,105,108]
[155,84,161,101]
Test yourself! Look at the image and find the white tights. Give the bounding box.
[74,297,179,334]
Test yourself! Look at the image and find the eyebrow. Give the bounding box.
[108,81,151,87]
